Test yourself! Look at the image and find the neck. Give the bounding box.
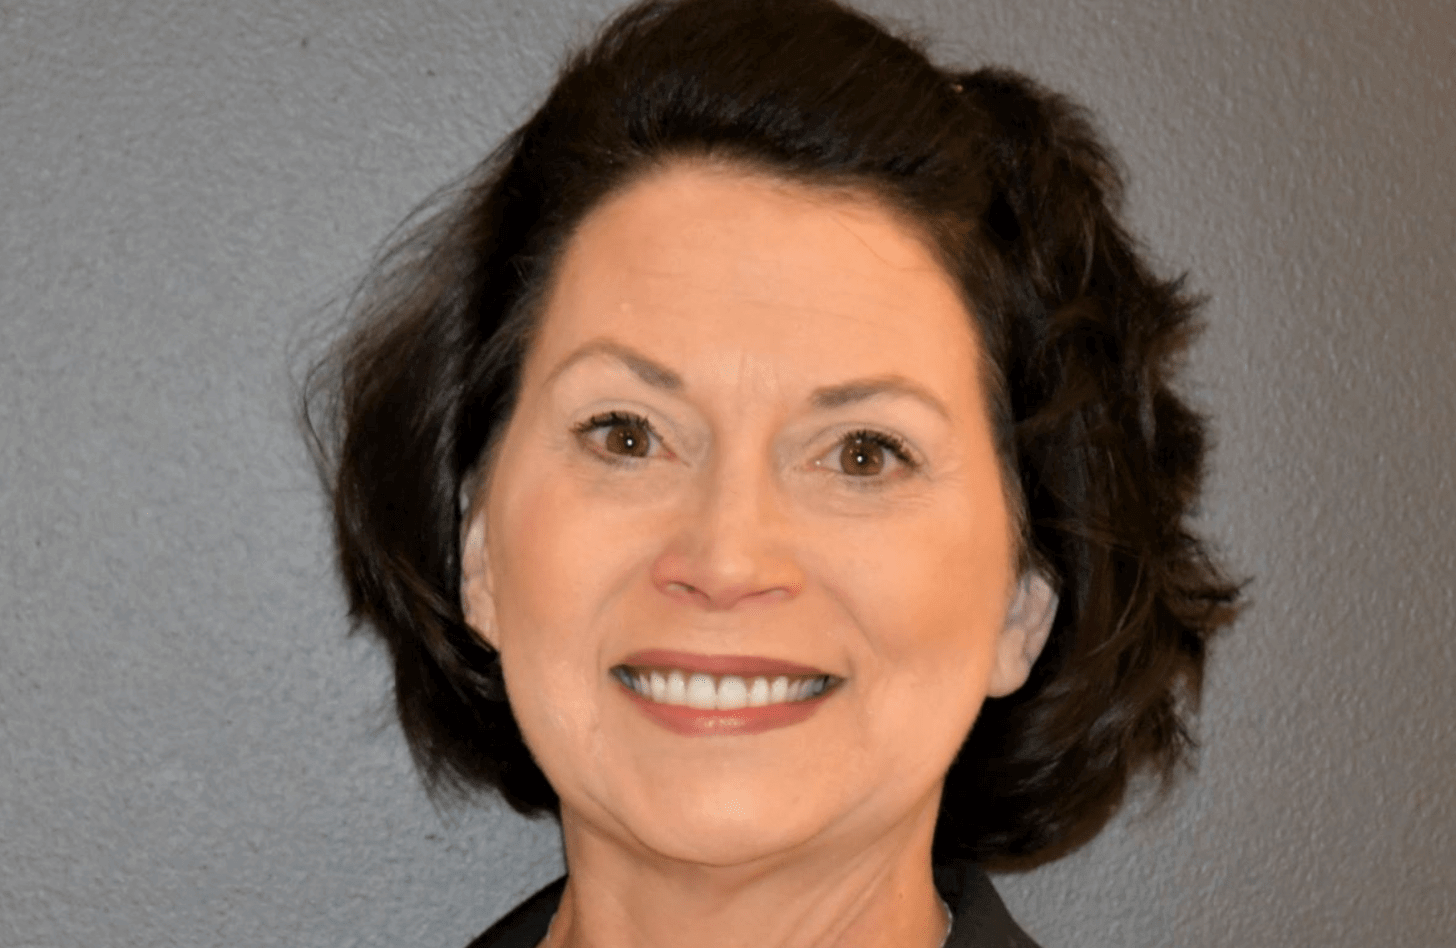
[540,800,948,948]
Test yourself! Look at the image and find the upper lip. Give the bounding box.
[616,649,831,678]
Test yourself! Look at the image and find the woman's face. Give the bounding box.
[463,163,1052,869]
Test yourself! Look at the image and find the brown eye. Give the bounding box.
[575,411,669,464]
[574,412,660,460]
[604,419,651,457]
[839,434,885,476]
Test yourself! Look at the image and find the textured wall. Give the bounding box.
[2,1,1451,946]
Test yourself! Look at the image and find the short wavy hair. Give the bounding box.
[307,0,1240,866]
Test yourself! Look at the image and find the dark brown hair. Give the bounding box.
[306,0,1240,865]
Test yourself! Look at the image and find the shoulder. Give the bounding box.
[464,877,565,948]
[936,860,1042,948]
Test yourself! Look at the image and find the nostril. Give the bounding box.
[651,543,803,610]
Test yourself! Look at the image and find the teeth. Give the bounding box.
[617,666,834,710]
[686,673,716,709]
[717,675,748,710]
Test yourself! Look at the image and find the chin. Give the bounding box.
[587,776,833,870]
[635,802,814,868]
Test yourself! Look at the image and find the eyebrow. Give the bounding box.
[545,339,684,391]
[546,338,949,419]
[810,375,951,420]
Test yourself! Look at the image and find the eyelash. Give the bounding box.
[573,410,661,459]
[834,429,919,472]
[572,413,919,477]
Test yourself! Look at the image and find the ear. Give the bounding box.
[459,505,500,649]
[986,571,1058,698]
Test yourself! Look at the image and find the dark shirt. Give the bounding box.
[466,859,1040,948]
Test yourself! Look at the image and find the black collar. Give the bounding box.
[466,860,1039,948]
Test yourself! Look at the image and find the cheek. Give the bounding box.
[490,474,601,669]
[488,438,672,631]
[484,469,601,738]
[487,550,608,806]
[484,462,665,761]
[836,506,1015,708]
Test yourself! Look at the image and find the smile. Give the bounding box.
[610,651,843,736]
[611,666,837,710]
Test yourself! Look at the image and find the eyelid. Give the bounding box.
[814,427,922,478]
[572,409,669,461]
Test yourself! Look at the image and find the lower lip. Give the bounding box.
[617,682,832,736]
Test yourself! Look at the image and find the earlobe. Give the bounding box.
[987,571,1058,698]
[460,507,500,649]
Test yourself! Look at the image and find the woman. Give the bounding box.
[308,1,1240,945]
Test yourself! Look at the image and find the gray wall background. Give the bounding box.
[2,0,1452,945]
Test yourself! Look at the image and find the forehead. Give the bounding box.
[526,161,983,399]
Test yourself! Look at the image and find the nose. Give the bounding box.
[649,454,803,611]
